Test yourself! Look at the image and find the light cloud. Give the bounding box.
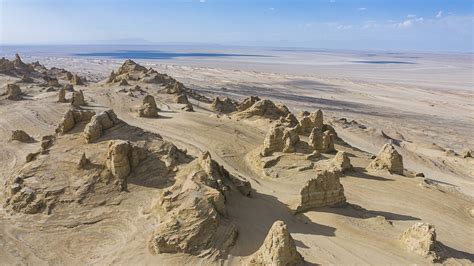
[358,7,366,11]
[407,14,416,18]
[269,7,275,11]
[395,17,423,28]
[329,0,336,3]
[436,10,443,18]
[199,0,206,3]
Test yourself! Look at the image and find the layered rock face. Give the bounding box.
[308,127,336,153]
[296,109,323,135]
[249,221,304,266]
[106,140,146,190]
[71,90,86,107]
[296,170,346,213]
[261,125,300,156]
[149,152,250,257]
[3,84,22,100]
[83,110,120,143]
[367,143,404,175]
[400,222,439,261]
[138,95,159,118]
[55,109,96,134]
[211,97,238,114]
[234,99,291,120]
[10,130,34,142]
[279,113,299,128]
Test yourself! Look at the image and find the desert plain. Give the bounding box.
[0,47,472,265]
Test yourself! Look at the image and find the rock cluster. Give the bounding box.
[211,97,238,114]
[234,99,291,120]
[295,170,346,213]
[3,84,22,100]
[249,221,304,266]
[400,222,439,261]
[138,95,159,118]
[106,140,146,190]
[71,90,85,107]
[10,130,34,142]
[296,109,323,135]
[367,143,404,175]
[261,125,300,156]
[149,152,250,256]
[308,127,336,153]
[4,177,45,214]
[55,109,96,134]
[83,110,121,143]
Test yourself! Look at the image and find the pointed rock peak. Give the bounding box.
[249,220,304,266]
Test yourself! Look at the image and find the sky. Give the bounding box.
[1,0,473,52]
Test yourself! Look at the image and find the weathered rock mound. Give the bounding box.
[10,130,34,142]
[400,222,439,261]
[367,143,404,175]
[106,140,146,190]
[2,84,22,100]
[261,124,300,156]
[82,110,121,143]
[71,90,86,107]
[138,95,159,118]
[55,109,96,134]
[331,151,352,172]
[211,97,238,114]
[296,109,323,135]
[149,152,250,257]
[249,220,304,266]
[309,127,336,153]
[234,99,291,120]
[296,170,346,213]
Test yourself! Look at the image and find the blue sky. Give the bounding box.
[1,0,472,52]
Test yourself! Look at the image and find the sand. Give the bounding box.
[0,50,472,265]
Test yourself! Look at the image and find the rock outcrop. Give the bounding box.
[3,84,22,100]
[175,93,189,104]
[211,97,238,114]
[295,170,346,213]
[106,140,146,190]
[296,109,323,135]
[237,96,260,111]
[330,151,352,172]
[70,74,84,85]
[234,99,291,121]
[181,103,194,112]
[400,222,439,261]
[82,110,120,143]
[58,88,67,102]
[261,125,300,156]
[461,148,473,158]
[71,90,85,107]
[10,130,34,142]
[308,127,336,153]
[367,143,404,175]
[279,113,299,127]
[138,95,159,118]
[249,221,304,266]
[55,109,96,134]
[149,151,250,257]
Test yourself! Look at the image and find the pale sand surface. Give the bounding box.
[0,49,472,265]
